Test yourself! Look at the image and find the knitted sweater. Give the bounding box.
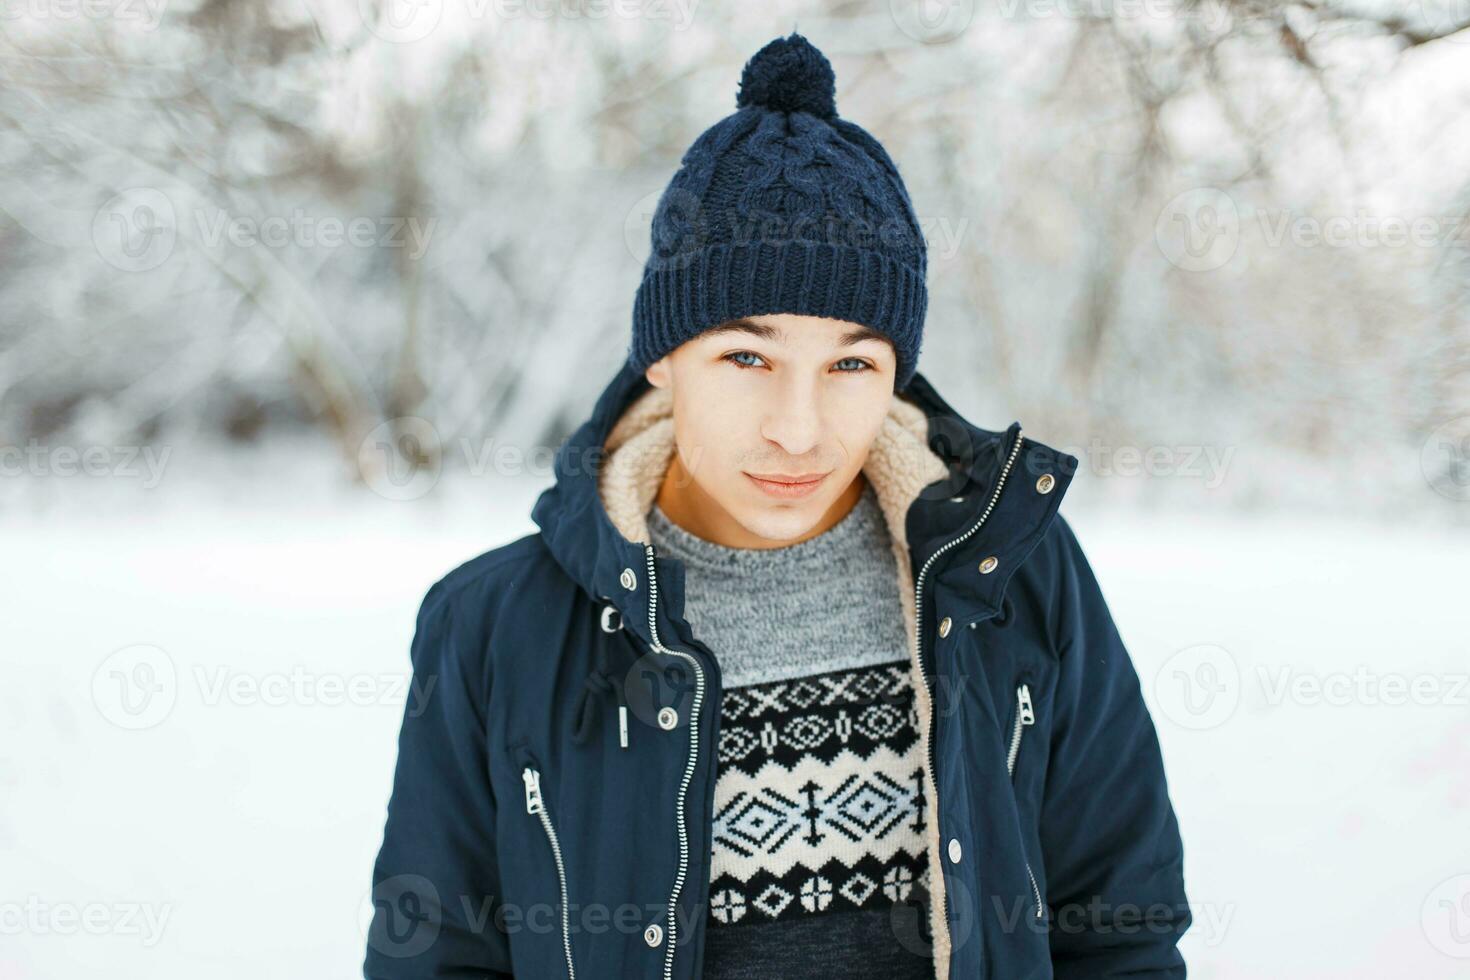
[645,479,934,978]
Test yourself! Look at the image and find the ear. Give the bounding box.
[645,355,672,389]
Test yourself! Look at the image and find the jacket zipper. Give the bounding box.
[913,428,1026,953]
[1024,861,1043,920]
[1005,684,1044,919]
[522,766,577,979]
[643,543,707,980]
[1005,683,1034,777]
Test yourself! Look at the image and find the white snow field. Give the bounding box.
[2,456,1466,979]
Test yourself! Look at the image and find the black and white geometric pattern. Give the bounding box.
[709,658,929,928]
[708,852,930,925]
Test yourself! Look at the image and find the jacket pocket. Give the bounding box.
[514,744,577,979]
[1006,683,1044,920]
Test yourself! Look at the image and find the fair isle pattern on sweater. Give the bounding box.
[709,659,929,927]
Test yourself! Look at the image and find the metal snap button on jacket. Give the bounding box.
[978,556,999,574]
[948,838,963,863]
[599,605,622,632]
[1036,473,1055,494]
[938,616,952,638]
[643,923,663,947]
[619,568,637,590]
[657,707,678,730]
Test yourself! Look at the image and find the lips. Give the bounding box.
[744,471,830,499]
[746,472,827,485]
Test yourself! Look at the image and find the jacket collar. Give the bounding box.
[531,360,1079,650]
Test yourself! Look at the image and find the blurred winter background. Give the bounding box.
[2,1,1468,977]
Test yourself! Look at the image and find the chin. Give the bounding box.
[735,496,827,543]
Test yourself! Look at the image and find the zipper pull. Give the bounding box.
[1017,684,1035,726]
[522,767,544,815]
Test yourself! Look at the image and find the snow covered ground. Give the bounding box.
[2,445,1467,979]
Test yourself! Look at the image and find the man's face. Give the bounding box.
[643,313,898,549]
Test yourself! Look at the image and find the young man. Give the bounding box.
[365,32,1190,980]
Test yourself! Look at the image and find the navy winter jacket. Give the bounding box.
[364,360,1191,979]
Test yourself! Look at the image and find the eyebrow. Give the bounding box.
[704,318,890,348]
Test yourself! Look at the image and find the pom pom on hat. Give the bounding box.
[735,32,837,119]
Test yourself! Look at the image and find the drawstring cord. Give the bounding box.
[571,603,632,749]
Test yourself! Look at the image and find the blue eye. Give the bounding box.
[725,351,765,370]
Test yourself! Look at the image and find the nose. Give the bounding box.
[758,375,824,457]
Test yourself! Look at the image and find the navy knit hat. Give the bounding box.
[628,32,928,391]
